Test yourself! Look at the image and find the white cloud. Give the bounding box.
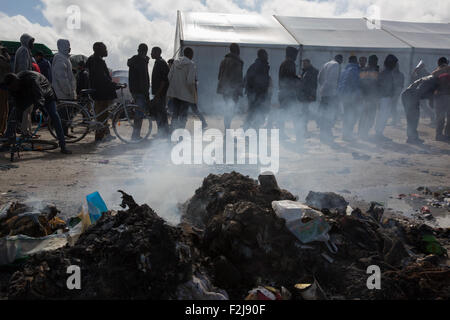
[0,0,449,70]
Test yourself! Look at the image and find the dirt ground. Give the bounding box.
[1,112,449,228]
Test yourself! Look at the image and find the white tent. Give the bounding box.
[174,11,450,113]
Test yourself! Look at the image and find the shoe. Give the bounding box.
[102,135,116,142]
[406,137,424,145]
[60,147,72,154]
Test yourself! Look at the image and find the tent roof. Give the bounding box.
[179,11,297,46]
[274,16,411,49]
[378,20,450,50]
[178,12,450,51]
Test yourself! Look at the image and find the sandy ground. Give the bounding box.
[1,112,449,227]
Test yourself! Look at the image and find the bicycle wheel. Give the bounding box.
[49,102,90,143]
[22,139,58,151]
[112,104,152,144]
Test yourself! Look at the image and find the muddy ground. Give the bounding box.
[1,113,449,228]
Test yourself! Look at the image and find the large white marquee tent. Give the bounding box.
[173,11,450,112]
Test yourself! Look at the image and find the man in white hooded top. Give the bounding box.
[52,39,76,101]
[167,47,197,130]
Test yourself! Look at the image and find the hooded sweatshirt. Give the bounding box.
[167,56,197,104]
[52,39,76,100]
[14,33,34,73]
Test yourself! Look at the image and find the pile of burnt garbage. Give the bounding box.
[1,172,449,300]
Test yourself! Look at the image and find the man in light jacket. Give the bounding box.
[317,54,343,142]
[14,34,34,73]
[52,39,76,101]
[167,47,197,130]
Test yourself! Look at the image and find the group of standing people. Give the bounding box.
[1,34,449,154]
[214,42,449,146]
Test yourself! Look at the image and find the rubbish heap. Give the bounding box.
[0,202,66,238]
[5,192,224,300]
[1,172,449,300]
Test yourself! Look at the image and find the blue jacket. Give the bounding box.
[38,58,52,83]
[338,63,360,95]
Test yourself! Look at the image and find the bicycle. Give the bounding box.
[0,107,58,162]
[49,84,153,144]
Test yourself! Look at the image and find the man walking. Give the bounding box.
[375,54,398,141]
[151,46,170,137]
[317,54,343,142]
[3,71,71,154]
[86,42,117,142]
[277,46,300,140]
[402,75,439,144]
[432,57,450,141]
[358,55,379,140]
[244,49,271,129]
[297,59,318,138]
[167,47,197,130]
[338,56,361,141]
[217,43,244,130]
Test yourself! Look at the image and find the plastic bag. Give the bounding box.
[86,191,108,223]
[272,200,337,253]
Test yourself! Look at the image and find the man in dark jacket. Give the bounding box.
[297,59,318,139]
[338,55,361,141]
[3,71,71,153]
[432,57,450,141]
[86,42,117,142]
[374,54,398,140]
[402,75,439,144]
[35,51,52,83]
[245,49,270,129]
[150,46,170,137]
[127,43,150,140]
[217,43,244,129]
[358,55,379,139]
[76,61,89,95]
[277,46,299,140]
[0,44,11,136]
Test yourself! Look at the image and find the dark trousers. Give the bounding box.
[222,93,239,129]
[172,98,190,130]
[358,96,378,138]
[246,92,268,129]
[318,95,337,139]
[0,89,8,135]
[154,95,169,135]
[402,94,420,140]
[434,94,450,138]
[342,94,360,138]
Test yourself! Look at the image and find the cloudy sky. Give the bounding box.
[1,0,449,69]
